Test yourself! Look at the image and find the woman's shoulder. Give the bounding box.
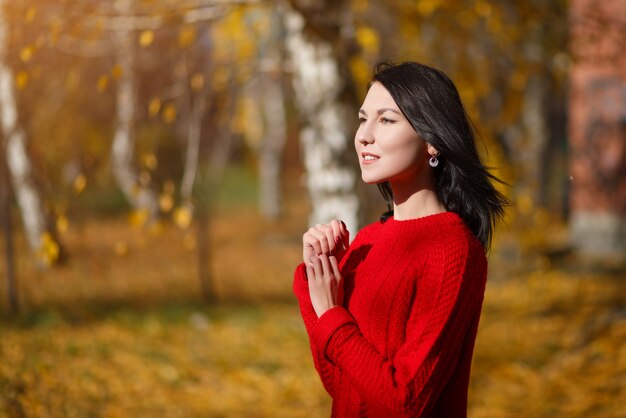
[351,218,386,244]
[418,216,487,289]
[425,213,485,260]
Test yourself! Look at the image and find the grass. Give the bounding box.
[0,185,624,417]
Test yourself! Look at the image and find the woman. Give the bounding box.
[293,61,507,417]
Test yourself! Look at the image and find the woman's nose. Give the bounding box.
[357,128,374,145]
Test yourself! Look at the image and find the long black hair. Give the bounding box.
[372,61,508,250]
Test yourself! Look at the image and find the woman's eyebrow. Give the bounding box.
[358,108,401,116]
[377,107,401,115]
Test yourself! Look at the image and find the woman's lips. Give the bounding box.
[361,153,380,165]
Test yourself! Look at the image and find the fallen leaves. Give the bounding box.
[0,207,623,417]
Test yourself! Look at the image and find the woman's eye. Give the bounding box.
[380,117,395,124]
[358,117,367,124]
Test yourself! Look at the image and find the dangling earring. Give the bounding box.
[429,155,439,167]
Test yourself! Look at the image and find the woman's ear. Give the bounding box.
[426,143,439,157]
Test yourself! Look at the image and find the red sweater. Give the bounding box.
[293,212,487,417]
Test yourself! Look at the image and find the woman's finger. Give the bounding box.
[318,254,333,280]
[316,223,337,254]
[305,264,315,281]
[339,220,350,251]
[329,255,344,305]
[330,220,342,245]
[309,255,322,277]
[309,228,331,255]
[303,233,322,260]
[322,225,337,255]
[329,255,341,281]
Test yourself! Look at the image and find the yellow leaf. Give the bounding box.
[142,153,158,170]
[349,57,370,92]
[355,26,379,55]
[38,232,60,266]
[139,30,154,47]
[178,26,197,48]
[162,104,177,124]
[417,0,441,17]
[25,7,37,22]
[159,194,174,213]
[129,209,149,228]
[173,206,193,229]
[148,97,161,116]
[111,65,123,80]
[16,71,28,89]
[73,173,87,194]
[97,75,109,92]
[56,215,69,234]
[20,46,35,63]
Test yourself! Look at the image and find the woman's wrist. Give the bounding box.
[316,304,340,318]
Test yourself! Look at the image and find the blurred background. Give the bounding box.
[0,0,624,417]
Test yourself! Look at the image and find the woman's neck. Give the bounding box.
[391,181,446,221]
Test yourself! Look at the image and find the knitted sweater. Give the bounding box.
[293,212,487,417]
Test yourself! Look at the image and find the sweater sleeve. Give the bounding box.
[293,263,339,396]
[311,240,487,416]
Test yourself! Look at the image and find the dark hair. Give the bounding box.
[372,61,508,249]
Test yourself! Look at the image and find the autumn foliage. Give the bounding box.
[1,198,624,417]
[1,0,625,417]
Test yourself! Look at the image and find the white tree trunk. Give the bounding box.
[181,93,206,202]
[255,8,287,220]
[111,0,159,218]
[284,8,359,234]
[258,73,287,220]
[0,0,46,253]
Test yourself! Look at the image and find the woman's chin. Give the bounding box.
[361,173,384,184]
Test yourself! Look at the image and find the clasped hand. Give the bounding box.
[302,219,350,318]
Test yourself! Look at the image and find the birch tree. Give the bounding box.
[284,1,360,234]
[256,69,287,220]
[246,7,288,220]
[111,0,159,221]
[0,0,56,262]
[1,133,17,313]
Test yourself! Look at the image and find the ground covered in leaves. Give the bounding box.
[0,204,624,417]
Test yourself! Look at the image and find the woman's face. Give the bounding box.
[355,82,429,186]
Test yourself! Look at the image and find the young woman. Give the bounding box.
[293,61,508,417]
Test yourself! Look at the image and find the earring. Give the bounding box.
[429,155,439,167]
